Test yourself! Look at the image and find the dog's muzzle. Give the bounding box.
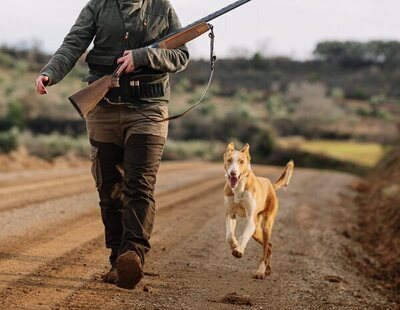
[228,172,240,189]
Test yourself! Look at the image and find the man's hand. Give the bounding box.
[116,50,135,77]
[35,75,49,95]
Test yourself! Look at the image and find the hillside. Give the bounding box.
[355,145,400,302]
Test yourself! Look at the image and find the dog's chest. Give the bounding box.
[229,190,254,218]
[231,203,247,217]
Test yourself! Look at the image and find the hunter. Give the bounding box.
[35,0,189,289]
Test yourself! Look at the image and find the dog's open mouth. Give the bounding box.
[229,175,240,188]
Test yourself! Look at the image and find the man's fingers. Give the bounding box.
[35,76,48,95]
[116,62,128,77]
[38,84,47,95]
[126,64,135,73]
[123,50,131,57]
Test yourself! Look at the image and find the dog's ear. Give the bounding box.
[226,142,235,152]
[240,143,251,159]
[240,143,250,153]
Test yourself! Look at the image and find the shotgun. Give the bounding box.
[69,0,252,118]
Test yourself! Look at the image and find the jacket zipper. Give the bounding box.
[116,1,129,51]
[124,31,129,50]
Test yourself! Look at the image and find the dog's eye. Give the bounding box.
[239,159,244,164]
[227,159,232,164]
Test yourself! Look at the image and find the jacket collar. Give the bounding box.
[117,0,144,14]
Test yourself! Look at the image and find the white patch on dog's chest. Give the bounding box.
[232,203,247,217]
[230,189,256,218]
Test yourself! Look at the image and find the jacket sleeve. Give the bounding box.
[40,1,96,86]
[131,4,190,73]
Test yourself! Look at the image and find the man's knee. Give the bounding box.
[89,139,124,207]
[123,134,165,201]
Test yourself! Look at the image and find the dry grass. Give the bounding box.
[356,145,400,302]
[279,137,386,167]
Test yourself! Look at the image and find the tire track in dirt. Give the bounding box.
[0,161,204,188]
[0,161,212,214]
[0,175,93,214]
[0,165,221,253]
[0,168,89,188]
[0,169,224,308]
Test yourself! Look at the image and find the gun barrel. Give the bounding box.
[151,0,252,48]
[199,0,252,23]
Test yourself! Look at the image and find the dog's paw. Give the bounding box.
[253,273,265,280]
[232,249,243,259]
[265,266,272,276]
[228,239,238,250]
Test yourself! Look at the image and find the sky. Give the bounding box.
[0,0,399,60]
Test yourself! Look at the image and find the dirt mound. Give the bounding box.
[0,148,88,172]
[212,292,253,306]
[356,145,400,302]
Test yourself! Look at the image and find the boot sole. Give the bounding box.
[117,251,143,289]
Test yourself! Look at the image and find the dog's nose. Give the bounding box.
[230,171,237,177]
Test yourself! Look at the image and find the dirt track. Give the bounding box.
[0,161,395,309]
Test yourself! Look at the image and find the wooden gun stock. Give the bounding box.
[69,75,119,118]
[157,22,210,49]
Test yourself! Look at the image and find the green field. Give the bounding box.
[279,138,386,167]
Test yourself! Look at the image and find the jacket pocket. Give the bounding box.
[85,54,116,66]
[90,146,102,189]
[143,12,168,44]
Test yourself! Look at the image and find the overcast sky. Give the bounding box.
[0,0,399,59]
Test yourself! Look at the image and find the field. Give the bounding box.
[0,161,394,309]
[279,138,386,167]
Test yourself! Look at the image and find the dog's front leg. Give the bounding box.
[225,214,238,250]
[232,196,256,258]
[225,196,238,250]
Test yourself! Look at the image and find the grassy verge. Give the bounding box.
[279,137,386,167]
[164,140,225,161]
[355,145,400,302]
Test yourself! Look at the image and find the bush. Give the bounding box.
[250,127,277,162]
[0,127,19,153]
[0,52,14,68]
[3,100,25,129]
[20,132,89,159]
[163,140,225,161]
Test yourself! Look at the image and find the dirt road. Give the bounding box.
[0,162,394,309]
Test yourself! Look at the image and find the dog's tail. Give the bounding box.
[273,160,294,191]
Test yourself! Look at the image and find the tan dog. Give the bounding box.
[223,142,294,279]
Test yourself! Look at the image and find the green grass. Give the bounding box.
[279,138,386,167]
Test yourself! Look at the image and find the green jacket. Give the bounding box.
[41,0,189,104]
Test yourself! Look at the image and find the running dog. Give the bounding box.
[223,142,294,279]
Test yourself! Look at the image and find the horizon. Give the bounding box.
[0,0,399,60]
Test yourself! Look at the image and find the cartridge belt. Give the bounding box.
[101,81,165,105]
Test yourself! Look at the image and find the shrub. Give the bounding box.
[0,52,14,68]
[0,127,19,153]
[0,100,26,129]
[20,132,89,159]
[250,126,277,162]
[163,140,225,161]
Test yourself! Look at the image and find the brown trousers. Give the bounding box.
[86,103,168,266]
